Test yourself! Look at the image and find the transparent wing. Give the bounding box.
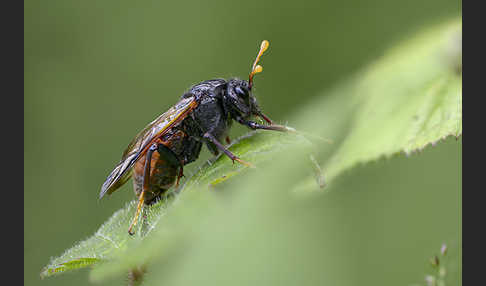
[99,96,197,198]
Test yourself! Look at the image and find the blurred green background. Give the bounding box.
[24,1,461,285]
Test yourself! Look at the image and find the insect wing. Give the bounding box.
[100,96,197,198]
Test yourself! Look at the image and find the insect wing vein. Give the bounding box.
[99,96,197,198]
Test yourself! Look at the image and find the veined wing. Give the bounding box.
[99,96,197,199]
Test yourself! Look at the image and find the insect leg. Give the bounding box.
[237,117,293,132]
[157,144,181,167]
[128,143,157,235]
[203,132,254,168]
[255,111,273,125]
[156,143,184,187]
[175,166,184,188]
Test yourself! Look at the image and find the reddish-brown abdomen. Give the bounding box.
[132,141,179,204]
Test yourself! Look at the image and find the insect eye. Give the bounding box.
[234,86,248,98]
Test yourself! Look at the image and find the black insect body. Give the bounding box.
[99,40,291,235]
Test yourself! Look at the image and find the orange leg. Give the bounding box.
[175,166,184,188]
[128,143,157,235]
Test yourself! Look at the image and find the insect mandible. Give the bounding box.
[99,40,291,235]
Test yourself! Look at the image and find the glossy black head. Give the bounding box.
[219,40,272,123]
[221,78,262,121]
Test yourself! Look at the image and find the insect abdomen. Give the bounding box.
[132,142,179,204]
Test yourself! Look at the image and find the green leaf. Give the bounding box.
[40,201,135,278]
[41,18,461,282]
[41,131,312,279]
[295,18,462,191]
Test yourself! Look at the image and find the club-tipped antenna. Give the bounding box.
[248,40,269,90]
